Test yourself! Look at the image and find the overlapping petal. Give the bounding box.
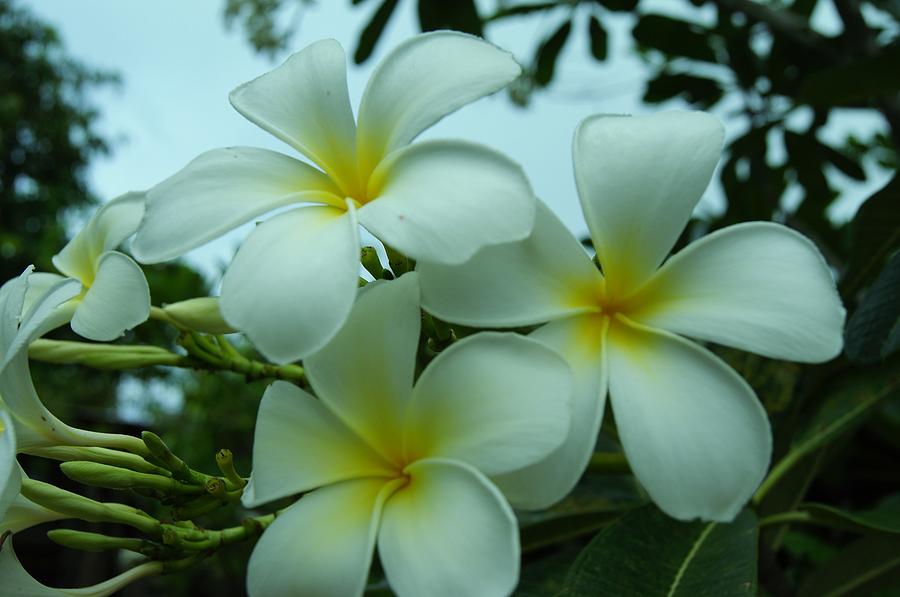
[493,315,608,509]
[133,147,343,263]
[304,273,420,464]
[247,477,399,597]
[379,459,518,597]
[0,411,18,520]
[606,318,771,522]
[356,31,521,177]
[405,333,572,477]
[361,140,535,265]
[71,252,150,341]
[418,201,602,327]
[629,222,846,362]
[242,380,393,508]
[220,204,360,364]
[2,493,68,535]
[574,112,724,296]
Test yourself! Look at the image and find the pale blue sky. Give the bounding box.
[28,0,890,281]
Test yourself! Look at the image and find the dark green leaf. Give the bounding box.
[846,251,900,363]
[798,534,900,597]
[799,44,900,106]
[843,175,900,297]
[593,0,639,11]
[644,72,724,108]
[587,16,608,61]
[819,141,866,181]
[559,506,758,596]
[799,495,900,534]
[534,20,572,87]
[486,1,558,22]
[417,0,482,36]
[354,0,400,64]
[633,14,716,62]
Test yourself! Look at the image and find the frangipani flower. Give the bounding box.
[25,192,150,342]
[1,411,18,520]
[132,32,536,364]
[243,274,572,596]
[418,111,846,522]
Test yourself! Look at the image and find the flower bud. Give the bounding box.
[47,529,146,554]
[163,297,236,334]
[28,339,182,370]
[60,461,203,496]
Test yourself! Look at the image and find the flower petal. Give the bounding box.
[53,192,145,283]
[229,39,360,194]
[418,200,602,328]
[2,494,67,535]
[492,315,608,509]
[247,477,399,597]
[71,252,150,342]
[360,140,535,265]
[630,222,846,362]
[133,147,343,263]
[574,111,724,296]
[243,380,392,508]
[406,332,571,477]
[304,274,420,465]
[220,204,359,364]
[356,31,520,177]
[0,411,19,521]
[606,318,771,522]
[379,458,518,597]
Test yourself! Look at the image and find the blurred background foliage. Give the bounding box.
[3,0,899,594]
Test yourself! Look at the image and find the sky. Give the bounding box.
[26,0,891,284]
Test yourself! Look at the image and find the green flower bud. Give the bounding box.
[28,339,182,370]
[47,529,147,554]
[60,461,204,496]
[163,297,237,334]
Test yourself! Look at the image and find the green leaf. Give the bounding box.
[800,495,900,534]
[843,175,900,296]
[417,0,482,36]
[486,1,558,22]
[632,14,716,62]
[799,44,900,106]
[798,534,900,597]
[559,506,758,596]
[354,0,400,64]
[534,19,571,87]
[846,251,900,363]
[587,16,607,61]
[644,72,724,108]
[593,0,639,11]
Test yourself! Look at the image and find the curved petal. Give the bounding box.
[629,222,846,362]
[133,147,343,263]
[0,411,19,521]
[418,200,602,328]
[380,459,518,597]
[356,31,521,178]
[492,315,608,509]
[242,380,393,508]
[360,140,535,265]
[406,333,571,477]
[53,192,145,282]
[220,204,360,364]
[229,39,360,195]
[2,494,67,535]
[606,318,771,522]
[304,274,420,465]
[19,273,68,333]
[71,252,150,341]
[574,111,724,296]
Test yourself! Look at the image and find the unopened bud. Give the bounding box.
[29,339,182,370]
[48,529,145,554]
[163,297,236,334]
[60,461,203,496]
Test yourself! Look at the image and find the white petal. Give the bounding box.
[229,39,360,195]
[606,318,771,522]
[356,31,520,177]
[133,147,343,263]
[2,495,67,535]
[418,200,602,327]
[492,315,608,509]
[247,477,398,597]
[379,458,518,597]
[406,333,571,476]
[360,140,535,265]
[52,192,145,282]
[574,111,724,296]
[242,380,392,508]
[20,273,68,323]
[0,411,19,521]
[71,252,150,341]
[304,274,420,465]
[630,222,846,362]
[220,204,360,364]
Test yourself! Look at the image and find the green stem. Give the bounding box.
[758,511,813,527]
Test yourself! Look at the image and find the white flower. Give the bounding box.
[242,274,572,596]
[418,111,846,521]
[132,32,536,364]
[25,192,150,342]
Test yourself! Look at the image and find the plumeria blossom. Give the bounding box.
[1,268,142,452]
[242,274,572,596]
[132,32,536,364]
[24,192,150,342]
[418,111,846,522]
